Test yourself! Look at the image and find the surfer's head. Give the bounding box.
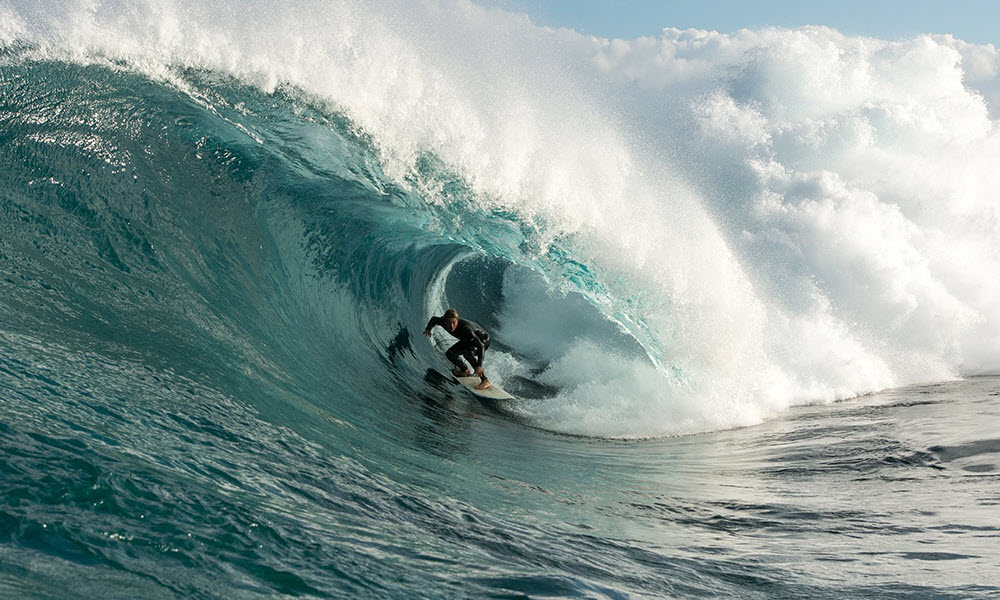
[443,309,459,332]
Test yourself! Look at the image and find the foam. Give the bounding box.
[6,0,1000,436]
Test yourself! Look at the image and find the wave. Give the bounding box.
[3,0,1000,438]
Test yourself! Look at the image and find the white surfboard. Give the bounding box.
[456,376,516,400]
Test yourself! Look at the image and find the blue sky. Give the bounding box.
[479,0,999,46]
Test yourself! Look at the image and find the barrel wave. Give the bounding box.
[4,1,1000,598]
[0,52,601,598]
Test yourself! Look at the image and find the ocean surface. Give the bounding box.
[2,1,1000,598]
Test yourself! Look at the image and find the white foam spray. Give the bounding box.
[5,0,1000,436]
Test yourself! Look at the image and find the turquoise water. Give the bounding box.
[3,314,999,598]
[3,2,1000,597]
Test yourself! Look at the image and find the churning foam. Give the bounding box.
[5,0,1000,436]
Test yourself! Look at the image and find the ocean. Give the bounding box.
[2,1,999,598]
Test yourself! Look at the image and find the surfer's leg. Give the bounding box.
[462,347,489,385]
[472,335,491,386]
[446,342,471,376]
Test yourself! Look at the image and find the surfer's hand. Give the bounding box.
[474,366,484,377]
[423,329,431,337]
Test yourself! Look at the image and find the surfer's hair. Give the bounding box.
[443,309,459,321]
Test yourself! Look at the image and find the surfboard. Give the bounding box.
[455,376,515,400]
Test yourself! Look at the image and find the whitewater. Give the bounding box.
[1,0,999,597]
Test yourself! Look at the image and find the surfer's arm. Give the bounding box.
[423,316,442,336]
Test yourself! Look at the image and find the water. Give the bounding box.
[2,1,1000,597]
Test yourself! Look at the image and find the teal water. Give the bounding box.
[3,6,1000,598]
[3,318,999,598]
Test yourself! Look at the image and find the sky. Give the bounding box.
[478,0,1000,46]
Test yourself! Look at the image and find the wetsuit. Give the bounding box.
[425,316,491,379]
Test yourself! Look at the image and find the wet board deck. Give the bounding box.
[456,376,516,400]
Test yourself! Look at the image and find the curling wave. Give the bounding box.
[3,0,1000,440]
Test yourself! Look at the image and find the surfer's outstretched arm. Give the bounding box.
[424,309,460,337]
[423,315,443,336]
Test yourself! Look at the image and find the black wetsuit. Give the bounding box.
[425,316,491,379]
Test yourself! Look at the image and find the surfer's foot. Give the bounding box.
[452,368,471,377]
[475,378,491,390]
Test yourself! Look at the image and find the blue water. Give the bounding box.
[3,3,1000,598]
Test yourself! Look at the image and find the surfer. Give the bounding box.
[423,308,492,390]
